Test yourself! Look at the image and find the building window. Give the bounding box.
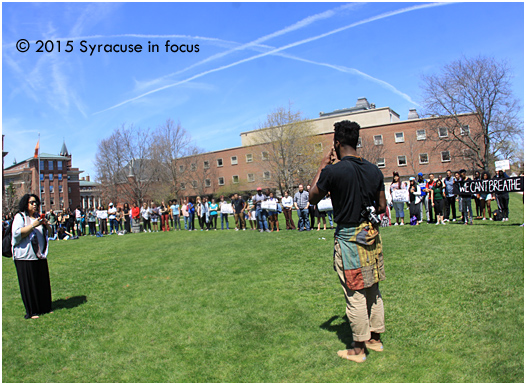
[58,174,62,181]
[377,158,386,168]
[246,154,253,163]
[49,173,53,181]
[40,160,45,170]
[374,135,383,146]
[247,173,255,182]
[460,125,470,136]
[68,187,71,193]
[203,161,210,169]
[232,175,239,184]
[357,137,362,148]
[48,161,54,170]
[314,143,323,153]
[441,151,451,162]
[57,161,62,170]
[438,127,448,138]
[205,179,211,187]
[40,173,44,181]
[261,151,269,161]
[59,185,63,193]
[50,198,54,206]
[231,156,238,165]
[394,132,405,143]
[41,185,45,194]
[217,158,223,167]
[191,163,197,171]
[191,181,197,188]
[416,129,426,141]
[419,153,429,164]
[50,185,54,193]
[218,177,225,186]
[397,155,407,167]
[59,197,64,206]
[179,165,184,172]
[263,171,270,180]
[180,182,186,190]
[69,199,72,206]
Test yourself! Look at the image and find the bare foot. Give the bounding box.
[31,315,39,319]
[337,348,366,362]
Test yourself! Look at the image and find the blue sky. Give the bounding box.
[2,2,524,179]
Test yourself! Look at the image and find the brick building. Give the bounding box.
[3,140,83,212]
[177,98,481,198]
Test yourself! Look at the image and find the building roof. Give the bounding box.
[79,180,100,187]
[60,140,69,156]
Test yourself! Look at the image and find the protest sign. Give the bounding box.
[391,188,409,202]
[453,177,524,196]
[495,160,510,171]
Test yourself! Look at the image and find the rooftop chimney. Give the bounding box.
[408,109,419,120]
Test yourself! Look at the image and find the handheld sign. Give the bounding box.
[495,160,510,171]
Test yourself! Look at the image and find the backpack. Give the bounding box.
[410,215,418,226]
[2,220,14,258]
[380,214,390,228]
[2,212,22,258]
[492,209,503,222]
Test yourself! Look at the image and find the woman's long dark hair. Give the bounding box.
[18,194,40,215]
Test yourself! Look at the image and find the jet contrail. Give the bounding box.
[95,2,448,114]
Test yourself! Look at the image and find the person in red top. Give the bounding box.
[424,174,436,223]
[131,203,141,231]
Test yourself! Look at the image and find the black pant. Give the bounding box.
[210,214,217,229]
[496,195,509,219]
[88,222,96,235]
[444,196,457,220]
[308,206,316,229]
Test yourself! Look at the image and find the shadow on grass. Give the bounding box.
[52,295,87,311]
[320,315,354,349]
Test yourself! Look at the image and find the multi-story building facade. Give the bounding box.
[177,98,482,198]
[3,141,83,212]
[79,176,102,209]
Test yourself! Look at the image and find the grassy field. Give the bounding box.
[3,194,524,382]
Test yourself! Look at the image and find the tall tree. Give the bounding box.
[151,119,193,200]
[251,103,319,194]
[421,55,523,171]
[94,124,159,205]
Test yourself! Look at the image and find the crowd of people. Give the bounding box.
[2,167,518,241]
[387,168,515,227]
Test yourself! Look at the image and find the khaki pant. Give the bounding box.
[234,213,245,229]
[334,242,385,341]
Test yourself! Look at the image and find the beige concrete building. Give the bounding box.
[240,98,400,146]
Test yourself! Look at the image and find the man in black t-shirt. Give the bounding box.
[231,193,246,230]
[310,120,387,363]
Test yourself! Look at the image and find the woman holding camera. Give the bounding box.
[11,194,53,319]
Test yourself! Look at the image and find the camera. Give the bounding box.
[361,206,380,227]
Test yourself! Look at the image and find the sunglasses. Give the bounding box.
[28,200,39,205]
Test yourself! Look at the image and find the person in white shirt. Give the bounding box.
[107,203,118,234]
[140,202,151,232]
[96,205,108,234]
[281,190,295,230]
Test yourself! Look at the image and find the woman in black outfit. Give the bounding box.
[11,194,53,319]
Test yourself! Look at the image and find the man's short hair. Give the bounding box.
[334,120,360,149]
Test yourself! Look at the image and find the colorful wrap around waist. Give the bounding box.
[334,222,385,290]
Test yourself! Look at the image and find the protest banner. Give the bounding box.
[453,177,524,196]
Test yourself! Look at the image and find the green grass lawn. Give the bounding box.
[3,194,524,382]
